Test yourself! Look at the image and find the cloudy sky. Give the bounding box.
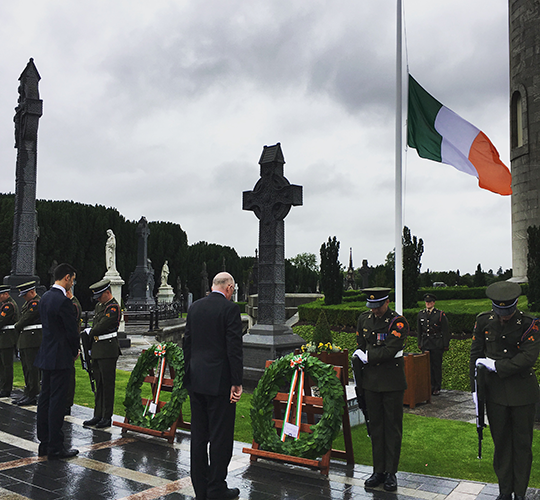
[0,1,512,275]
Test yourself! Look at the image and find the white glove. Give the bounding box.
[476,357,496,372]
[353,349,368,364]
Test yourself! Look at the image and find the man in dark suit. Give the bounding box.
[35,263,80,459]
[183,272,243,500]
[470,282,540,500]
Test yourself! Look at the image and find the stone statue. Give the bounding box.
[105,229,117,273]
[161,260,170,287]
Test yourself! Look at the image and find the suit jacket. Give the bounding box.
[470,309,540,406]
[183,291,243,396]
[356,308,408,392]
[35,287,80,371]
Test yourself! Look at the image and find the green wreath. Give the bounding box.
[124,341,188,431]
[250,353,344,459]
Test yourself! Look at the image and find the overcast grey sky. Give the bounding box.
[0,1,511,275]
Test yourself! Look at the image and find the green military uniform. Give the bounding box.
[470,282,540,500]
[14,283,42,403]
[356,288,408,487]
[66,294,82,412]
[417,293,450,394]
[87,282,121,426]
[0,287,19,397]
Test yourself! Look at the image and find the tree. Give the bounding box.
[527,226,540,311]
[402,226,424,309]
[287,252,319,293]
[474,263,486,287]
[320,236,342,305]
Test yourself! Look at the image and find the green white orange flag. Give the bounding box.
[407,74,512,196]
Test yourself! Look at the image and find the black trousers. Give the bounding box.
[0,347,14,393]
[189,391,236,499]
[20,347,41,398]
[37,368,70,454]
[364,389,404,474]
[92,357,117,420]
[486,401,536,496]
[424,348,444,392]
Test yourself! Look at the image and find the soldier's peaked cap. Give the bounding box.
[486,281,521,315]
[423,293,437,302]
[0,284,10,294]
[362,287,391,309]
[17,281,36,297]
[89,279,111,299]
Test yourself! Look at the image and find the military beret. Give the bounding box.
[0,284,10,294]
[17,281,36,297]
[423,293,437,302]
[362,287,391,309]
[486,281,521,316]
[89,279,111,299]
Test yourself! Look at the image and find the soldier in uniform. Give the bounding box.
[0,284,19,398]
[13,281,41,406]
[417,293,450,395]
[65,290,82,415]
[83,279,121,428]
[470,282,540,500]
[354,287,408,492]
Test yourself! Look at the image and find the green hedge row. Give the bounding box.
[298,299,477,333]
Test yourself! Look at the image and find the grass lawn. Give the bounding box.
[11,359,540,488]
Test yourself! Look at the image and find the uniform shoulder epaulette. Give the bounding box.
[476,310,492,320]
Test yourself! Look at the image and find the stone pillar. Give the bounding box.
[509,0,540,280]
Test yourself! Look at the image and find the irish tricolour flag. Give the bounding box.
[407,74,512,196]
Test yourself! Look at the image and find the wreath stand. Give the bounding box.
[242,359,354,475]
[114,362,190,444]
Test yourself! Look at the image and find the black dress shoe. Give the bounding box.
[496,495,512,500]
[48,448,79,460]
[37,444,48,457]
[17,396,37,406]
[384,473,398,492]
[95,418,112,428]
[514,496,525,500]
[0,391,11,398]
[83,416,101,426]
[208,487,240,500]
[64,407,71,416]
[365,472,386,488]
[11,395,24,404]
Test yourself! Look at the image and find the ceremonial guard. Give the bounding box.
[354,288,408,492]
[417,293,450,395]
[470,282,540,500]
[83,280,121,429]
[13,281,41,406]
[0,284,19,397]
[65,290,82,415]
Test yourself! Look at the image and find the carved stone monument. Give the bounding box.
[103,229,125,305]
[345,248,356,290]
[4,59,44,301]
[157,259,174,303]
[242,143,304,386]
[126,217,156,310]
[200,262,209,297]
[359,259,372,288]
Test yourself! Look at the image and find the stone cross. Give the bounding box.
[4,59,43,293]
[126,216,155,308]
[243,143,302,325]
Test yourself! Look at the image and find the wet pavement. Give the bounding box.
[0,336,539,499]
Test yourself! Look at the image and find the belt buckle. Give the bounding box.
[94,336,99,342]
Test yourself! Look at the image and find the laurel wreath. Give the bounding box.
[124,342,188,431]
[250,353,344,459]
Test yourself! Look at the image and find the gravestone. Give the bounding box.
[242,143,305,386]
[200,262,209,297]
[4,59,45,303]
[126,217,156,310]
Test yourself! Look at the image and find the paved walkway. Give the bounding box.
[0,337,539,499]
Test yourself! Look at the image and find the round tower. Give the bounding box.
[509,0,540,280]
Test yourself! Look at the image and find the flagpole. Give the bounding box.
[395,0,403,314]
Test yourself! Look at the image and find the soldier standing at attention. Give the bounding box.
[0,284,19,398]
[83,280,121,429]
[65,289,82,415]
[354,287,408,492]
[417,293,450,395]
[470,282,540,500]
[13,281,41,406]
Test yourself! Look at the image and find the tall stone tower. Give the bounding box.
[509,1,540,280]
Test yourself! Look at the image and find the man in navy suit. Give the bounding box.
[183,272,243,500]
[35,263,80,459]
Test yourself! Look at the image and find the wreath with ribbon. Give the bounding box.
[250,352,344,459]
[124,341,188,431]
